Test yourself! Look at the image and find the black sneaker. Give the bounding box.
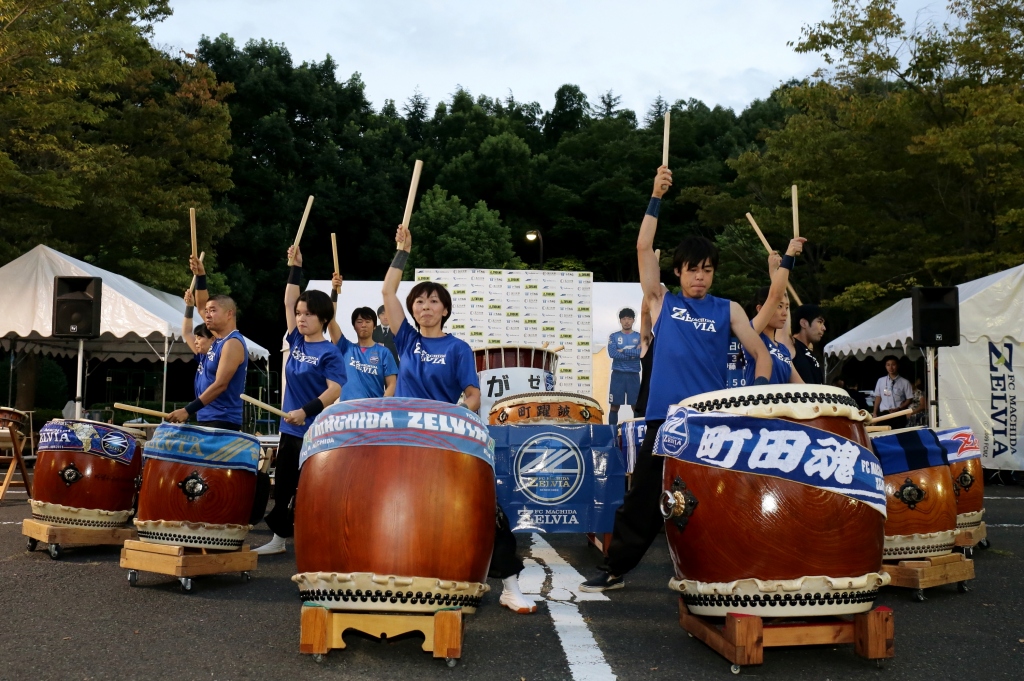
[579,573,624,592]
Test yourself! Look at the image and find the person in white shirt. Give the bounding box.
[872,356,914,428]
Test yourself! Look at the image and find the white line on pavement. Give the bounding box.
[530,534,608,602]
[986,523,1024,527]
[983,496,1024,500]
[547,600,617,681]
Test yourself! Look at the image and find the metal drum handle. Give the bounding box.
[660,477,698,531]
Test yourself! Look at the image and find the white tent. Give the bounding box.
[0,245,269,412]
[825,263,1024,469]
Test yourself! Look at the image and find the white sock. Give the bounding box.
[255,534,286,552]
[502,575,525,597]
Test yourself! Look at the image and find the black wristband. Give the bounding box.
[391,250,409,270]
[646,197,661,218]
[301,398,325,419]
[184,398,204,416]
[195,274,207,291]
[330,290,338,302]
[287,265,303,285]
[185,306,194,318]
[753,376,770,386]
[780,254,796,271]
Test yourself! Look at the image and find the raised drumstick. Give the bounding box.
[189,208,198,261]
[662,110,671,167]
[288,195,315,266]
[240,393,289,419]
[114,402,169,420]
[745,212,804,307]
[331,233,339,276]
[188,252,205,294]
[397,160,424,248]
[870,408,914,424]
[791,185,800,239]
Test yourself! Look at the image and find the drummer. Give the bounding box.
[255,245,348,556]
[742,239,807,385]
[327,273,398,399]
[383,223,536,615]
[167,262,248,430]
[181,288,217,398]
[581,165,773,592]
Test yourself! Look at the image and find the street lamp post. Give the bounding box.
[526,230,544,267]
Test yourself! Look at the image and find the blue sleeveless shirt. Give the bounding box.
[742,330,793,385]
[196,330,248,425]
[645,292,732,421]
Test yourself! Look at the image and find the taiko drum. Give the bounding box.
[489,392,603,426]
[951,458,985,530]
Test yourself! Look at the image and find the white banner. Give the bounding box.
[938,339,1022,470]
[478,367,554,417]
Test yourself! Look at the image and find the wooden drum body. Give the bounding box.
[292,398,496,614]
[661,386,888,617]
[135,423,260,550]
[872,427,958,560]
[31,420,143,528]
[936,426,985,531]
[489,392,603,426]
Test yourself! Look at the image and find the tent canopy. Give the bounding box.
[825,263,1024,361]
[0,245,268,362]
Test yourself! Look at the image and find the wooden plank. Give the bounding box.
[23,519,136,546]
[678,600,742,666]
[883,557,974,589]
[331,612,435,652]
[724,614,763,665]
[121,548,180,574]
[928,552,965,566]
[124,540,184,556]
[896,560,931,568]
[762,621,853,647]
[300,606,332,655]
[855,607,895,660]
[178,550,257,575]
[955,523,987,547]
[433,609,463,659]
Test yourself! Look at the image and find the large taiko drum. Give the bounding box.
[936,426,985,531]
[658,385,888,617]
[293,398,496,613]
[31,420,143,528]
[871,427,958,559]
[475,345,559,416]
[135,423,260,550]
[489,392,604,426]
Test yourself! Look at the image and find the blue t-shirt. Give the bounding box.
[195,330,248,426]
[394,321,479,404]
[334,334,399,401]
[608,330,641,373]
[743,330,794,385]
[281,328,348,437]
[646,292,732,422]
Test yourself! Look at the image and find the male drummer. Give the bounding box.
[167,256,248,430]
[580,165,772,592]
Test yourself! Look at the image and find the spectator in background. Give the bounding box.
[607,308,641,428]
[872,356,914,428]
[372,304,400,366]
[907,378,928,426]
[791,304,826,384]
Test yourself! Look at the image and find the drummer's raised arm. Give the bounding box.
[326,272,344,344]
[285,245,303,335]
[382,223,411,336]
[182,288,197,349]
[190,254,208,311]
[638,166,672,326]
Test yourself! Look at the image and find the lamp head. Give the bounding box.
[526,230,539,241]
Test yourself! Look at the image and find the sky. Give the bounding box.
[151,0,946,117]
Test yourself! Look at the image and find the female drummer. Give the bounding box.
[742,238,807,385]
[383,223,535,615]
[182,288,216,394]
[255,245,347,556]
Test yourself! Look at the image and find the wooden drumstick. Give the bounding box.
[745,212,804,307]
[870,407,914,424]
[331,233,339,276]
[791,185,800,239]
[397,159,424,248]
[188,251,205,294]
[114,402,169,419]
[288,195,315,266]
[551,345,565,353]
[240,394,289,419]
[189,207,198,261]
[662,111,671,167]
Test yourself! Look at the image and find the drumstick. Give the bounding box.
[662,111,671,167]
[240,394,289,419]
[331,233,339,276]
[288,195,315,266]
[551,345,565,353]
[397,159,424,248]
[189,208,198,261]
[744,212,804,307]
[114,402,169,419]
[870,407,914,424]
[865,425,892,433]
[188,251,205,294]
[791,185,800,239]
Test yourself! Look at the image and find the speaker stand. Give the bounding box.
[926,346,937,429]
[75,338,84,419]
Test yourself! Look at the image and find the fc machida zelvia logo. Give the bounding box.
[514,433,585,505]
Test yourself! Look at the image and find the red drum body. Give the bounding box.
[666,386,887,617]
[0,407,26,431]
[135,424,259,550]
[489,392,603,426]
[473,345,559,374]
[293,398,496,614]
[30,420,143,528]
[951,458,985,531]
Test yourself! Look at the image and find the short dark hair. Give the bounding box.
[377,305,386,315]
[745,286,772,320]
[207,294,236,314]
[193,323,214,339]
[296,290,335,328]
[882,355,900,365]
[619,308,635,319]
[406,281,452,329]
[351,306,378,327]
[792,304,824,332]
[673,236,720,273]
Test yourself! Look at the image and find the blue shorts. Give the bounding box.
[609,370,641,406]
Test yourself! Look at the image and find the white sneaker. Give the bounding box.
[499,576,537,614]
[253,534,286,555]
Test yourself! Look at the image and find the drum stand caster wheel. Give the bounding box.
[312,654,324,664]
[876,659,887,669]
[979,538,991,549]
[730,664,742,674]
[241,571,251,583]
[48,543,62,560]
[964,547,974,559]
[446,658,458,668]
[179,577,193,593]
[128,570,138,587]
[957,581,970,594]
[26,538,38,552]
[912,589,926,602]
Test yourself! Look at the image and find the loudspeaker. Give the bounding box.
[912,286,959,347]
[53,276,103,338]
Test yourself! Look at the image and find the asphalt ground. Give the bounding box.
[1,485,1023,681]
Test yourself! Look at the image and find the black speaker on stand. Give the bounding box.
[52,276,102,418]
[911,286,960,431]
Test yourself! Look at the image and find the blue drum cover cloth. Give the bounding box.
[871,428,949,476]
[654,405,887,517]
[491,424,625,534]
[38,420,137,465]
[299,397,494,470]
[936,426,982,463]
[618,419,647,474]
[144,423,261,473]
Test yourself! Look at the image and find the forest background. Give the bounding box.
[2,0,1023,411]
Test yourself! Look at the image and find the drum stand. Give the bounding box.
[881,552,975,602]
[23,518,137,560]
[120,540,257,593]
[678,600,895,674]
[954,522,989,557]
[299,605,465,667]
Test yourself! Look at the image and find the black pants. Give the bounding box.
[878,412,908,429]
[197,420,241,431]
[490,506,524,579]
[607,420,665,577]
[264,432,302,538]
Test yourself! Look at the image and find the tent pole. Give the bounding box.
[926,346,937,429]
[161,336,168,414]
[7,343,14,406]
[75,339,84,419]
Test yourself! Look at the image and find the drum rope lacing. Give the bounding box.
[687,391,859,412]
[682,588,880,609]
[298,588,483,609]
